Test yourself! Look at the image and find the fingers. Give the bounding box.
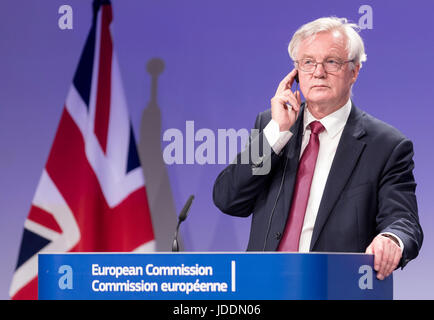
[383,240,402,278]
[366,235,402,280]
[373,239,384,278]
[271,70,301,132]
[280,89,300,111]
[383,242,394,277]
[276,69,298,95]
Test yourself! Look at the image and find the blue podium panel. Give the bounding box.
[38,252,392,300]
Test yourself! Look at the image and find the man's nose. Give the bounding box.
[313,62,326,78]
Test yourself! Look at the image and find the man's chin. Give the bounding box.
[306,94,335,105]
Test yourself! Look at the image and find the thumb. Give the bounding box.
[365,244,373,254]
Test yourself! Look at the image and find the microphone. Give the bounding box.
[172,195,194,252]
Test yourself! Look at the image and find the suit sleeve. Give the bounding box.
[213,111,282,217]
[376,138,423,268]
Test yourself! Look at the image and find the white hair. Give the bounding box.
[288,17,367,68]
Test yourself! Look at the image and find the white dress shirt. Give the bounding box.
[263,99,403,252]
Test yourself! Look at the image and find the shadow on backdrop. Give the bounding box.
[138,58,182,252]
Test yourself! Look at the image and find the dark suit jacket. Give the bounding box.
[213,102,423,268]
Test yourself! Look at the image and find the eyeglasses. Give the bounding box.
[295,58,354,73]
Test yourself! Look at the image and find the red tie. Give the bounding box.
[277,121,325,252]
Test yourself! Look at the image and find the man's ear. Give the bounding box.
[350,63,361,84]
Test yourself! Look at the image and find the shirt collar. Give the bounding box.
[303,98,352,138]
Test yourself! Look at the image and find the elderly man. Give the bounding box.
[213,17,423,280]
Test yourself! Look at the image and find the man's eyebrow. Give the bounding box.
[299,54,344,60]
[299,54,315,59]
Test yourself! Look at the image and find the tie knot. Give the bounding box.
[309,121,325,135]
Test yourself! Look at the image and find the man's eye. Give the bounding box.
[326,59,339,65]
[303,59,314,65]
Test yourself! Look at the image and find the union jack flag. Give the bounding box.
[9,0,155,299]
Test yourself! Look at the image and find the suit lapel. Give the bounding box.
[309,103,367,251]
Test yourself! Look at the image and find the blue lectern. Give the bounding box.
[38,252,392,300]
